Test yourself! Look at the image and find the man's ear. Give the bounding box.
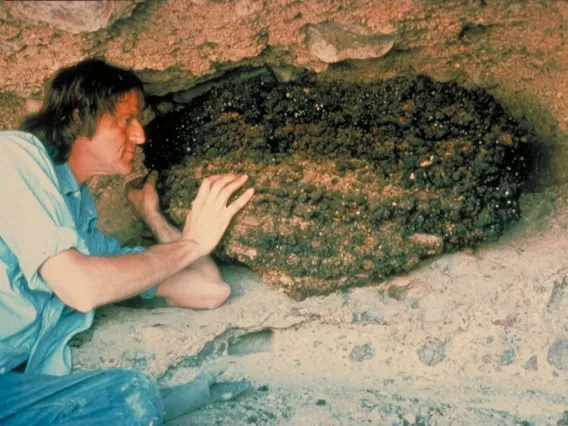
[72,108,80,123]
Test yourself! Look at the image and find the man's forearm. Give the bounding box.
[40,238,203,312]
[86,239,200,307]
[145,211,181,244]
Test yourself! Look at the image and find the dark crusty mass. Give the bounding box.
[144,73,530,299]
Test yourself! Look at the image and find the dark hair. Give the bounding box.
[20,58,144,163]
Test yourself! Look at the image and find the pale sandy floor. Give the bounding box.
[73,184,568,425]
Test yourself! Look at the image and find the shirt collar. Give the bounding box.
[53,161,99,227]
[54,162,80,196]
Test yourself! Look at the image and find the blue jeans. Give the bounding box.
[0,369,163,425]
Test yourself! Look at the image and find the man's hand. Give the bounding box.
[183,174,254,258]
[126,170,160,223]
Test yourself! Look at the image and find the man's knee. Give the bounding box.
[109,369,163,425]
[168,281,231,310]
[206,282,231,309]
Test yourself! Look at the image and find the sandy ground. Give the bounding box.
[72,183,568,425]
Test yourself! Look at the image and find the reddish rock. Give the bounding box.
[3,0,141,34]
[307,21,396,64]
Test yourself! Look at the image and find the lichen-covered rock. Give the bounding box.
[144,73,530,299]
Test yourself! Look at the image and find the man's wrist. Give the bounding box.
[180,238,205,263]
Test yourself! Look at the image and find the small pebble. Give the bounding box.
[522,355,538,371]
[499,348,515,366]
[417,337,446,366]
[123,349,145,361]
[402,413,417,424]
[547,339,568,370]
[349,343,375,362]
[352,309,383,324]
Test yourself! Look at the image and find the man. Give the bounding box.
[0,59,254,424]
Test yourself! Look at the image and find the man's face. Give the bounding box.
[89,90,145,175]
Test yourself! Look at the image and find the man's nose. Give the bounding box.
[129,119,146,145]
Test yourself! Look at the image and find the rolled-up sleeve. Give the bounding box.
[85,219,158,299]
[85,226,143,257]
[0,133,89,292]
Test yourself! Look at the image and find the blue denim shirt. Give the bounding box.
[0,131,155,376]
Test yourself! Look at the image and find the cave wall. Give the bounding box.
[1,0,567,240]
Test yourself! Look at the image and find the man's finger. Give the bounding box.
[204,174,225,184]
[217,175,248,206]
[146,170,159,187]
[126,176,145,190]
[191,174,242,213]
[226,187,255,217]
[209,174,241,198]
[192,175,216,212]
[202,174,233,187]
